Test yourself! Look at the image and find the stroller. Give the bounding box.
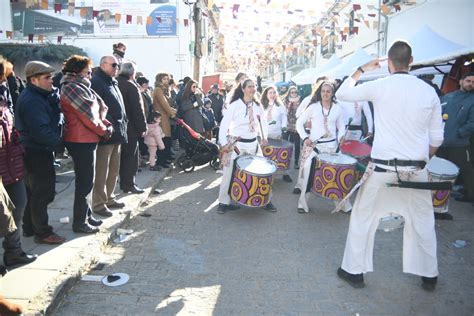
[175,118,220,173]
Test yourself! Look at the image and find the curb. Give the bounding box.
[27,166,173,316]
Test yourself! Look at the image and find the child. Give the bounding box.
[202,98,216,140]
[144,111,165,171]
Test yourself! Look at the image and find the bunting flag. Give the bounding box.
[38,34,44,43]
[341,33,347,42]
[373,20,379,30]
[184,18,189,27]
[28,34,34,42]
[115,13,121,23]
[93,10,99,18]
[156,16,162,23]
[126,15,132,24]
[287,10,293,14]
[367,5,376,10]
[137,16,143,25]
[351,26,359,35]
[353,4,361,11]
[6,31,13,39]
[146,16,153,25]
[381,4,390,15]
[68,4,74,16]
[368,13,376,17]
[394,4,401,11]
[41,0,48,10]
[57,35,62,44]
[364,20,370,28]
[54,3,61,13]
[80,8,87,18]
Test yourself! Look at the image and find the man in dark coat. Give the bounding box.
[207,83,224,141]
[90,56,128,217]
[15,61,65,244]
[117,62,147,193]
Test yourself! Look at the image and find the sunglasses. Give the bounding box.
[104,62,119,68]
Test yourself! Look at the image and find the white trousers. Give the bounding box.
[218,141,260,205]
[295,144,352,212]
[341,168,438,277]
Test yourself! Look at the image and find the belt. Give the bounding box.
[238,137,257,143]
[316,138,336,144]
[347,125,363,131]
[371,158,426,168]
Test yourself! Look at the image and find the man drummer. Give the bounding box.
[292,81,351,213]
[337,97,373,141]
[335,40,444,291]
[217,78,276,214]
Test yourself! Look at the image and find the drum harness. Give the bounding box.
[332,158,453,214]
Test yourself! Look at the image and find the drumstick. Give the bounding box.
[336,117,353,153]
[256,115,266,141]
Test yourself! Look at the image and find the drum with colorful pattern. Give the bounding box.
[427,156,459,211]
[230,155,277,207]
[311,153,357,200]
[262,138,293,171]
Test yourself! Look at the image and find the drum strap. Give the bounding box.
[347,125,363,131]
[306,157,317,193]
[228,159,238,195]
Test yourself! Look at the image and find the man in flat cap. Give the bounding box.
[15,61,65,245]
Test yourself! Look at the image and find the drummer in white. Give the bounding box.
[261,86,292,182]
[335,40,444,291]
[292,81,351,213]
[337,98,373,141]
[217,78,276,214]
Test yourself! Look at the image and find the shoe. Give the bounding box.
[421,276,437,292]
[22,230,34,237]
[123,185,145,194]
[217,204,227,214]
[88,216,103,227]
[73,223,100,234]
[34,233,66,245]
[434,212,453,220]
[107,200,126,209]
[282,175,293,183]
[263,202,277,212]
[294,164,300,170]
[94,206,113,218]
[227,204,240,211]
[298,208,308,213]
[293,188,301,194]
[337,267,365,288]
[3,252,38,267]
[454,195,473,203]
[150,165,162,171]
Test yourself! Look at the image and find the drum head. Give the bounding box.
[427,156,459,177]
[340,141,372,157]
[377,214,405,232]
[318,153,357,166]
[236,155,277,176]
[266,138,292,148]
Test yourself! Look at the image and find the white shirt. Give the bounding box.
[263,103,288,137]
[338,100,374,133]
[218,99,268,146]
[296,101,346,143]
[336,74,443,161]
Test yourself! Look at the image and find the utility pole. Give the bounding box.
[192,0,203,81]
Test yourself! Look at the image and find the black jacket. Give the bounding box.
[91,68,128,145]
[15,84,62,151]
[117,75,147,139]
[207,92,224,122]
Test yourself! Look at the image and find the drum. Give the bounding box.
[262,138,293,171]
[377,214,405,232]
[427,156,459,211]
[340,140,372,165]
[311,153,357,200]
[230,155,277,207]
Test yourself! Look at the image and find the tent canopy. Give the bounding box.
[290,55,341,85]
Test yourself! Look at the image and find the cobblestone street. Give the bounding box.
[54,165,474,315]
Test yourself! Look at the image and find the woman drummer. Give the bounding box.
[292,81,352,213]
[217,78,276,214]
[261,86,292,182]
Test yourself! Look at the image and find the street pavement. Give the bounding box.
[53,163,474,316]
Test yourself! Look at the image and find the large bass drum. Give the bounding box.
[262,138,293,171]
[230,155,277,207]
